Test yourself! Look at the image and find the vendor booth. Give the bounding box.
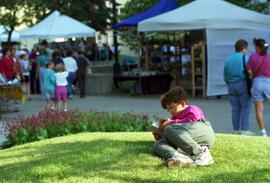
[115,0,179,94]
[138,0,270,96]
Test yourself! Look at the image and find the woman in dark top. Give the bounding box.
[29,48,38,94]
[76,51,89,98]
[52,50,64,66]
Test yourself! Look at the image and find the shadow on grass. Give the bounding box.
[0,138,155,182]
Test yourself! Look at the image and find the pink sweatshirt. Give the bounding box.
[247,53,270,78]
[170,105,206,124]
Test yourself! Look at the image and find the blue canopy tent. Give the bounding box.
[114,0,179,95]
[115,0,179,28]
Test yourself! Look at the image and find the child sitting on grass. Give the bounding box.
[153,86,215,167]
[55,64,69,112]
[43,61,56,111]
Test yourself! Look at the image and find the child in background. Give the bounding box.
[153,86,215,167]
[55,64,69,112]
[43,62,56,111]
[19,51,32,100]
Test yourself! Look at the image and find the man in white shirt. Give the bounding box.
[63,50,78,97]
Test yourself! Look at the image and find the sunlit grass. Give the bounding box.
[0,132,269,183]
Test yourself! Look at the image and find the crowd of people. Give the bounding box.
[0,40,90,111]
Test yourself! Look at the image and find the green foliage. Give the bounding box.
[35,128,48,141]
[25,0,111,33]
[227,0,268,13]
[0,0,36,43]
[119,0,160,20]
[5,110,152,147]
[0,133,270,182]
[0,0,112,37]
[8,127,29,145]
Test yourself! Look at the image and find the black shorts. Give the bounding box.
[22,76,30,83]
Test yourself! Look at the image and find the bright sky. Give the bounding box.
[117,0,128,7]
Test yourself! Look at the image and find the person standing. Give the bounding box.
[76,51,89,98]
[224,40,254,136]
[36,48,50,99]
[247,38,270,137]
[0,48,19,111]
[63,50,78,98]
[11,48,23,82]
[0,48,14,81]
[55,64,69,112]
[52,50,64,67]
[41,40,53,59]
[29,48,38,94]
[43,62,56,111]
[19,51,32,100]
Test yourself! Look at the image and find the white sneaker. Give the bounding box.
[194,146,214,166]
[241,131,256,136]
[166,152,195,167]
[233,130,241,135]
[261,133,268,137]
[261,129,268,137]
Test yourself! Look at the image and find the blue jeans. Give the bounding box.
[67,72,76,96]
[228,81,251,131]
[39,67,46,98]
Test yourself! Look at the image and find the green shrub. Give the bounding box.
[5,110,153,147]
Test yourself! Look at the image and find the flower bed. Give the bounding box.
[5,110,153,147]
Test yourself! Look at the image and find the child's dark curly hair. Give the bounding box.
[160,86,188,109]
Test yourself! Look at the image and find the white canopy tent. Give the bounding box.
[21,11,96,39]
[138,0,270,96]
[0,25,20,42]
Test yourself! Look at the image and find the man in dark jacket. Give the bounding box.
[76,51,89,98]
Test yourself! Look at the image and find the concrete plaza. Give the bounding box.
[1,95,270,144]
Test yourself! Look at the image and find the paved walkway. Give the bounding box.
[1,95,270,144]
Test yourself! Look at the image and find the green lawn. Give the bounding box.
[0,132,269,183]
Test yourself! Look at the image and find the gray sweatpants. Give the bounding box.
[154,121,215,160]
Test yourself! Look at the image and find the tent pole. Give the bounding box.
[112,0,119,63]
[203,29,207,97]
[137,30,142,96]
[173,32,180,85]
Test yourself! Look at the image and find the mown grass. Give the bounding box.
[0,132,269,183]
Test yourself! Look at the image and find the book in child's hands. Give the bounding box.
[150,120,160,132]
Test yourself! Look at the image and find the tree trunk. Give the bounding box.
[7,28,14,47]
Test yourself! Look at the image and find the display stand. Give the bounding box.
[140,45,150,71]
[191,43,206,98]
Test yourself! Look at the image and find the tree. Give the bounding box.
[0,0,35,45]
[28,0,111,33]
[0,0,112,45]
